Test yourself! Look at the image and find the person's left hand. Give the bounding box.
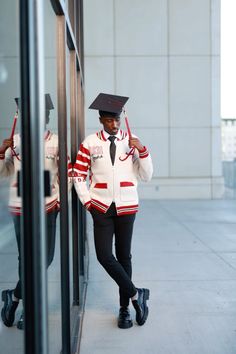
[129,137,144,151]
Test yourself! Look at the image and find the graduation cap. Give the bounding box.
[45,93,54,110]
[14,93,54,110]
[89,93,129,118]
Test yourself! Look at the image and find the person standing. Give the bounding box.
[73,93,153,329]
[0,94,73,329]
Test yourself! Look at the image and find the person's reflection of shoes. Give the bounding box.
[1,289,19,327]
[17,311,24,330]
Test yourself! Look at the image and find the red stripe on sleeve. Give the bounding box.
[80,144,90,156]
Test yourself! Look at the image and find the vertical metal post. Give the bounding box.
[57,15,71,354]
[20,1,48,354]
[76,74,85,276]
[70,51,80,305]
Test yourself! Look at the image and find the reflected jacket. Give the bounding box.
[0,131,73,215]
[73,129,153,215]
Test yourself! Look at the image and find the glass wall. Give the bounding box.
[0,1,24,353]
[43,1,62,353]
[0,1,86,353]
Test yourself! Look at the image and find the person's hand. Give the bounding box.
[129,137,144,151]
[0,138,13,154]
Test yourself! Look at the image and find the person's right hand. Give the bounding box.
[0,138,13,154]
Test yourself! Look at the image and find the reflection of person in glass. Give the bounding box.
[73,93,153,329]
[0,94,72,330]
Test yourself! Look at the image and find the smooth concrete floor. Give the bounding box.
[79,200,236,354]
[1,199,236,354]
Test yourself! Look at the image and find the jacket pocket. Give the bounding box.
[120,181,137,202]
[91,183,108,200]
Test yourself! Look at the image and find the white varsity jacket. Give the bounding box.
[73,129,153,216]
[0,131,73,215]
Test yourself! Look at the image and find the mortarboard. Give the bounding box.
[14,93,54,110]
[45,93,54,110]
[89,93,129,117]
[14,97,20,109]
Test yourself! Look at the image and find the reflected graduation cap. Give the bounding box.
[14,93,54,110]
[89,93,129,117]
[45,93,54,110]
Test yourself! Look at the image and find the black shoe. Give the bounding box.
[118,307,133,329]
[1,289,19,327]
[132,288,150,326]
[17,312,24,330]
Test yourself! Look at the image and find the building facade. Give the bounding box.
[83,0,223,199]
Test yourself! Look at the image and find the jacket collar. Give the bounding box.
[44,130,52,141]
[98,129,127,141]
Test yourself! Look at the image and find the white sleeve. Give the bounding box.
[0,148,14,178]
[133,146,153,182]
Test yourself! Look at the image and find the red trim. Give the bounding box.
[139,147,149,159]
[46,203,59,213]
[94,183,108,189]
[118,209,138,215]
[117,205,138,210]
[10,200,59,215]
[121,130,128,140]
[91,199,109,213]
[9,206,21,215]
[80,144,90,156]
[77,152,90,161]
[10,211,22,216]
[139,153,149,159]
[91,199,108,208]
[84,200,92,210]
[45,199,58,211]
[44,130,50,141]
[138,146,147,153]
[120,181,134,187]
[116,204,139,215]
[101,130,106,141]
[74,163,88,172]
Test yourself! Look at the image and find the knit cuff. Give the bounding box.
[84,200,92,211]
[138,146,149,159]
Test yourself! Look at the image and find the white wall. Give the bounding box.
[83,0,223,199]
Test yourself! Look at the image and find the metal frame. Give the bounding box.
[19,1,86,353]
[20,1,48,353]
[57,15,72,354]
[51,1,86,353]
[70,51,80,305]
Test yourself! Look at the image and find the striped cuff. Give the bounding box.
[84,200,92,210]
[0,153,5,160]
[138,146,149,159]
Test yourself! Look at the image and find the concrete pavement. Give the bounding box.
[79,199,236,354]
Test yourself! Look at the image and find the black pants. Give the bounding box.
[12,209,58,299]
[91,203,137,307]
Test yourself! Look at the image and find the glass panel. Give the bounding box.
[44,1,62,353]
[66,46,74,309]
[0,1,24,352]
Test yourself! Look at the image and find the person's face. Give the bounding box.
[99,116,121,135]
